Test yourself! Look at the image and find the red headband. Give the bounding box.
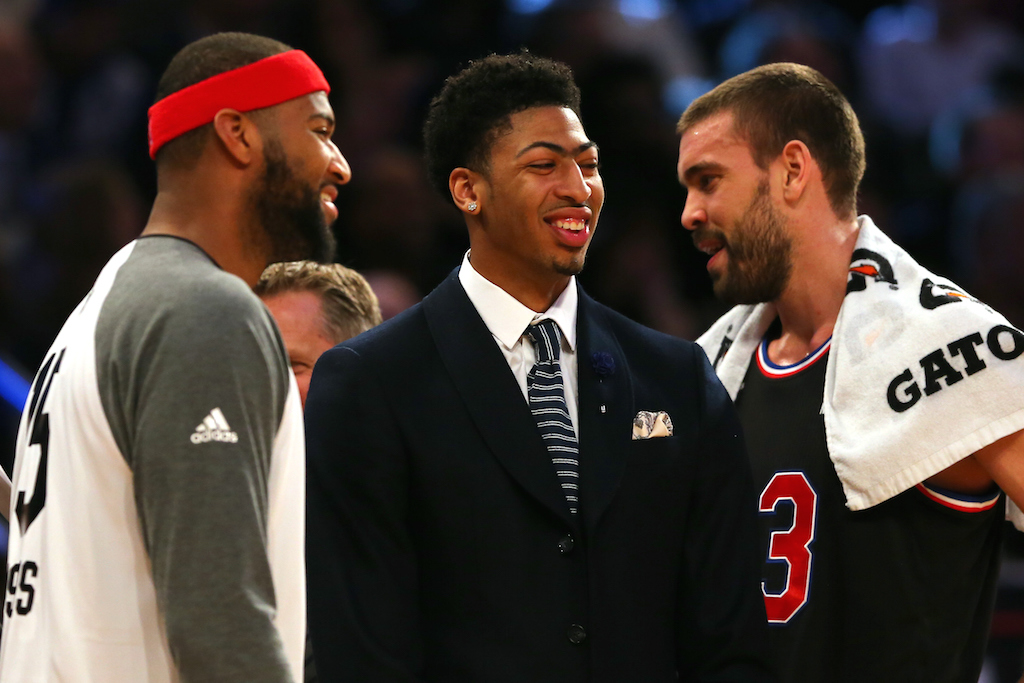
[148,49,330,159]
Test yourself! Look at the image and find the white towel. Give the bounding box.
[698,215,1024,525]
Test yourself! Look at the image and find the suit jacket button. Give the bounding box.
[567,624,587,645]
[557,534,574,554]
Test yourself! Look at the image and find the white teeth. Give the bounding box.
[321,191,332,202]
[554,218,585,232]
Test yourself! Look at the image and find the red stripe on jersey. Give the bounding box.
[915,483,1001,512]
[756,338,832,378]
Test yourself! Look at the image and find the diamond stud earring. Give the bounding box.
[468,202,477,212]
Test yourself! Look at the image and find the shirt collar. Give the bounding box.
[458,251,578,352]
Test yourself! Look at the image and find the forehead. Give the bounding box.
[262,289,338,366]
[272,91,334,123]
[491,106,591,156]
[677,110,754,174]
[262,289,325,335]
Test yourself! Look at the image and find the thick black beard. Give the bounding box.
[251,138,336,265]
[713,180,792,305]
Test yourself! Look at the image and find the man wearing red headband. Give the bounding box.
[0,32,349,683]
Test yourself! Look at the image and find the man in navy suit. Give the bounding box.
[304,52,774,683]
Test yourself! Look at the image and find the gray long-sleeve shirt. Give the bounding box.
[0,236,306,682]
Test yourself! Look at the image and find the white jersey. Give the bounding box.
[0,237,305,682]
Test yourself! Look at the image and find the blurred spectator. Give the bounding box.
[7,160,143,369]
[719,0,857,89]
[305,0,438,167]
[527,0,706,86]
[859,0,1023,137]
[586,213,701,338]
[933,63,1024,180]
[575,54,710,330]
[2,1,38,22]
[959,180,1024,329]
[0,15,42,267]
[341,145,465,295]
[851,0,1024,273]
[361,270,421,321]
[179,0,286,37]
[31,0,152,166]
[948,104,1024,321]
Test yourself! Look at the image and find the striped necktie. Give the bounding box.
[525,319,579,515]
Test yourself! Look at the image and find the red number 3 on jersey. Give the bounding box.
[759,471,818,623]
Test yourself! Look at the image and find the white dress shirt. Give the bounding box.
[458,251,579,437]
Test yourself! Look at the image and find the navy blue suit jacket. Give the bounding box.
[305,271,773,683]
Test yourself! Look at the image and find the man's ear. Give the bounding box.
[449,167,484,215]
[779,139,812,204]
[212,108,259,167]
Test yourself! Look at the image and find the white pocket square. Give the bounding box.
[632,410,674,440]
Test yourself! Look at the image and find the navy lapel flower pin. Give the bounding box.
[591,352,615,415]
[590,351,615,378]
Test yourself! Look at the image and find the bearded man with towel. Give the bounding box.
[678,62,1024,683]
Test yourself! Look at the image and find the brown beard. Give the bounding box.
[696,179,792,305]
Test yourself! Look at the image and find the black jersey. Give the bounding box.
[736,331,1004,683]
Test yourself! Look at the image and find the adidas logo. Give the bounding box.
[190,408,239,444]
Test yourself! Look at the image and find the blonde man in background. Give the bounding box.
[257,261,382,409]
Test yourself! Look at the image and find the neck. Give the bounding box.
[768,215,859,365]
[511,277,571,313]
[468,252,571,313]
[144,172,268,287]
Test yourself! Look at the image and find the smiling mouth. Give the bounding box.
[548,217,588,232]
[320,182,337,203]
[548,220,589,233]
[693,229,725,257]
[697,239,723,257]
[319,186,339,223]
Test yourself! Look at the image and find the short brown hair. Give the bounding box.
[255,261,383,344]
[677,62,865,220]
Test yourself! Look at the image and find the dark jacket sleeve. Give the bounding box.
[677,348,776,682]
[304,345,426,683]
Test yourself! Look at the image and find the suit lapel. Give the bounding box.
[423,272,576,527]
[576,291,634,530]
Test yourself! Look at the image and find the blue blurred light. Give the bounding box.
[509,0,556,15]
[864,4,937,46]
[665,76,717,117]
[618,0,670,22]
[0,358,30,412]
[0,359,27,555]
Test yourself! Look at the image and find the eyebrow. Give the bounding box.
[515,141,599,158]
[682,161,724,184]
[309,112,336,128]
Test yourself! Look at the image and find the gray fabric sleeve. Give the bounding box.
[98,262,293,682]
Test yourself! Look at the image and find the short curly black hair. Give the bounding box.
[422,51,582,198]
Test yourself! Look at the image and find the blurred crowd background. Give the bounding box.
[0,0,1023,678]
